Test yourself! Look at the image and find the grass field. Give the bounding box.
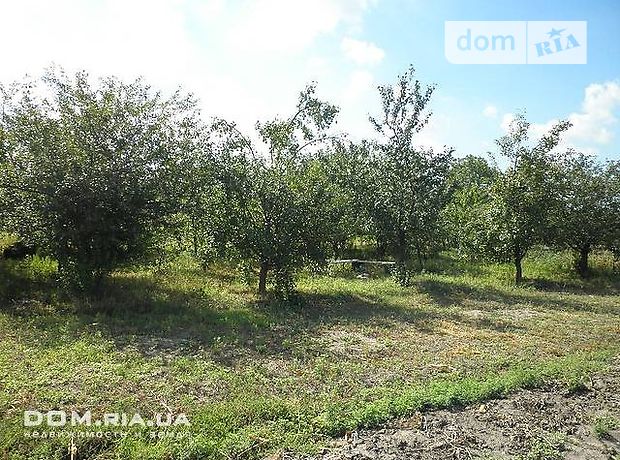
[0,249,619,459]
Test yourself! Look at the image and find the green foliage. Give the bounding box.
[198,84,340,296]
[0,232,18,252]
[593,415,619,439]
[316,141,375,258]
[603,161,620,260]
[485,112,570,282]
[442,155,499,259]
[0,69,201,290]
[518,433,566,460]
[366,66,453,276]
[1,64,618,295]
[555,153,617,276]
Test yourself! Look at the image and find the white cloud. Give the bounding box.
[0,0,381,144]
[228,0,339,54]
[530,118,560,140]
[340,37,385,65]
[335,70,379,141]
[0,0,199,88]
[482,104,498,118]
[194,0,226,20]
[305,57,331,80]
[342,70,375,101]
[499,81,620,154]
[414,113,453,152]
[500,112,515,132]
[227,0,373,55]
[566,81,620,145]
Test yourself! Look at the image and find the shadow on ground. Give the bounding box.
[2,256,619,368]
[414,277,620,316]
[0,265,533,365]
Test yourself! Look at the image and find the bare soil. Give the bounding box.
[282,361,620,460]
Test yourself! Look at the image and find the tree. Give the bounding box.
[0,69,200,289]
[316,141,374,258]
[602,160,620,264]
[555,153,612,277]
[441,155,498,259]
[206,84,339,297]
[367,66,453,279]
[490,113,570,283]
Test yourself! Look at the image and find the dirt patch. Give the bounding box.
[282,362,620,459]
[502,308,542,321]
[320,329,388,356]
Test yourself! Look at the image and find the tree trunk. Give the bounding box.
[395,232,408,265]
[576,245,590,278]
[514,246,524,284]
[515,257,523,284]
[377,242,386,259]
[332,241,342,260]
[416,246,424,270]
[258,260,269,296]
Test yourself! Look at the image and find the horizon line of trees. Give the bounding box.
[1,66,619,296]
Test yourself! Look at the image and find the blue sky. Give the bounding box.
[359,0,620,159]
[1,0,619,160]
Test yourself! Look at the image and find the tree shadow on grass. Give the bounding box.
[0,259,58,307]
[420,253,488,277]
[526,277,620,296]
[1,269,525,366]
[414,277,620,316]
